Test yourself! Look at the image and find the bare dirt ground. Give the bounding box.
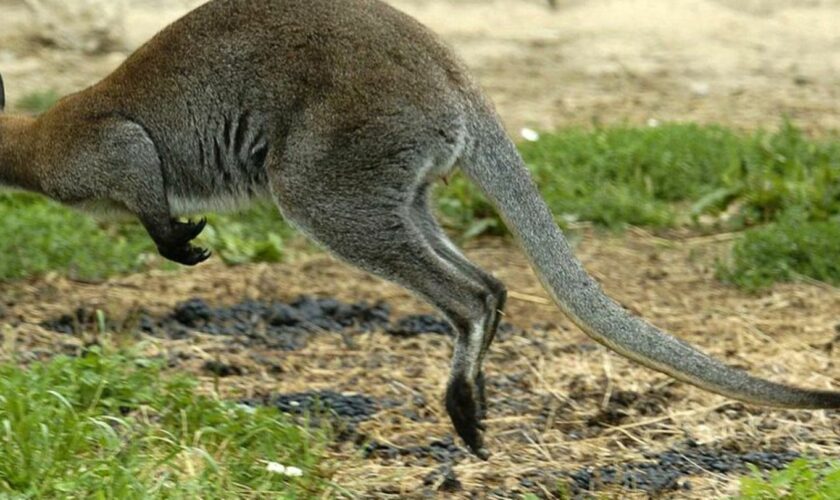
[1,0,840,498]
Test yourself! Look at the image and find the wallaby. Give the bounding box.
[1,0,838,459]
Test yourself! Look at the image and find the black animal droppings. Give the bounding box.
[173,298,214,327]
[555,444,801,496]
[43,314,77,335]
[363,436,467,463]
[42,307,98,335]
[42,295,485,350]
[268,303,304,327]
[139,315,157,333]
[44,295,396,350]
[202,360,245,377]
[248,390,379,422]
[387,314,453,337]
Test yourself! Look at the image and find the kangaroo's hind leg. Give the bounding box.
[411,183,507,419]
[270,141,500,459]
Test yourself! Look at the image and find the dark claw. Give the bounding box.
[154,217,211,266]
[159,244,212,266]
[445,373,490,460]
[172,217,208,244]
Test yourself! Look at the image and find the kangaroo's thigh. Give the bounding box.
[266,129,493,457]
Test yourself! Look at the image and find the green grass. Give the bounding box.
[718,213,840,291]
[200,201,296,266]
[0,347,331,498]
[2,120,840,289]
[0,192,158,281]
[740,459,840,499]
[438,121,840,232]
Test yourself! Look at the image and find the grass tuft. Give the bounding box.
[718,214,840,291]
[0,348,331,498]
[740,459,840,499]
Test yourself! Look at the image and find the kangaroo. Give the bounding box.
[1,0,838,459]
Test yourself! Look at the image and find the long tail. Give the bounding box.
[460,116,840,409]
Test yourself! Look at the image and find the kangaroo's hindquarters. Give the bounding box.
[264,95,840,457]
[265,106,504,457]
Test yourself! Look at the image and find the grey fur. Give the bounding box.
[0,0,837,459]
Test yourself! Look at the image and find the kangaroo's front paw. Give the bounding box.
[446,373,490,460]
[158,243,212,266]
[171,217,207,244]
[154,217,211,265]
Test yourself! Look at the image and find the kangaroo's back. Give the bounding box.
[98,0,476,126]
[55,0,478,208]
